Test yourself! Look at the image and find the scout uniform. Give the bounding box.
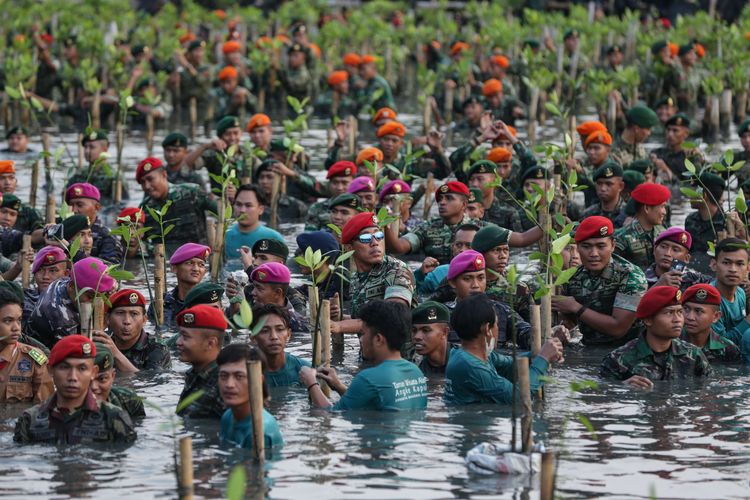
[609,106,659,167]
[162,132,205,189]
[650,114,704,178]
[341,212,416,318]
[411,301,453,376]
[563,216,648,345]
[94,342,146,419]
[643,228,711,290]
[14,336,137,444]
[600,286,712,380]
[175,305,227,419]
[679,284,742,363]
[0,340,53,403]
[249,262,310,332]
[467,160,523,231]
[67,130,128,204]
[614,183,670,269]
[580,162,626,226]
[65,183,125,263]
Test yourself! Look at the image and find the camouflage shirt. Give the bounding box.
[614,218,667,269]
[108,386,146,419]
[644,263,712,290]
[650,146,704,178]
[15,203,44,232]
[147,286,185,329]
[356,74,396,112]
[167,166,206,191]
[26,278,79,349]
[403,215,487,265]
[581,197,626,228]
[68,166,129,205]
[305,199,331,231]
[91,217,124,264]
[350,255,415,318]
[483,197,523,232]
[681,329,742,363]
[562,254,647,345]
[14,390,137,444]
[176,361,225,419]
[0,226,25,258]
[280,65,314,104]
[684,210,724,275]
[259,194,308,224]
[118,329,171,371]
[600,335,712,381]
[199,145,256,192]
[313,90,357,119]
[609,135,648,167]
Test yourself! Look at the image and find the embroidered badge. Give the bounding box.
[82,343,92,355]
[599,226,608,235]
[427,308,437,321]
[695,289,708,300]
[183,313,195,324]
[17,359,31,373]
[129,292,139,304]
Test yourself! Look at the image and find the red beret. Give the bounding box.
[341,212,379,244]
[65,183,101,203]
[376,121,406,138]
[681,284,721,306]
[117,207,145,225]
[636,285,682,319]
[246,113,271,132]
[327,161,356,179]
[631,183,671,206]
[136,157,164,183]
[574,216,614,242]
[435,181,470,201]
[176,304,228,331]
[106,288,146,312]
[49,334,96,367]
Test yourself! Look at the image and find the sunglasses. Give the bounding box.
[356,231,385,245]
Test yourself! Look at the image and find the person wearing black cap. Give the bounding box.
[411,301,453,376]
[610,105,659,167]
[454,96,485,134]
[64,129,126,204]
[294,231,345,320]
[255,159,308,223]
[732,119,750,184]
[581,162,626,226]
[601,44,623,74]
[652,96,678,143]
[650,113,704,181]
[2,126,34,156]
[162,132,205,189]
[280,43,314,117]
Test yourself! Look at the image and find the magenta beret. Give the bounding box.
[72,257,116,293]
[378,179,411,202]
[65,183,101,203]
[169,243,211,265]
[655,227,692,250]
[347,176,376,194]
[32,246,67,274]
[250,262,291,285]
[448,250,485,280]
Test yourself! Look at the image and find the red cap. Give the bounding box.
[361,54,376,65]
[176,304,228,331]
[246,113,271,132]
[681,284,721,306]
[636,286,682,319]
[49,335,96,367]
[435,181,470,201]
[341,212,379,244]
[575,216,614,242]
[117,207,145,225]
[136,157,164,183]
[376,121,406,138]
[631,183,671,206]
[327,161,356,179]
[106,289,146,312]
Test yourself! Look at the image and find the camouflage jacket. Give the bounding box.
[199,145,256,192]
[280,65,314,103]
[614,218,666,270]
[684,209,724,275]
[210,86,257,121]
[581,197,626,228]
[403,215,487,265]
[600,335,712,381]
[305,199,331,231]
[15,203,43,233]
[483,197,523,232]
[14,390,137,444]
[650,146,704,178]
[91,217,125,264]
[356,74,395,112]
[26,278,79,349]
[178,65,213,106]
[609,135,648,168]
[176,361,225,419]
[681,329,742,363]
[644,263,712,290]
[167,166,206,191]
[562,254,647,345]
[350,255,415,318]
[68,166,129,204]
[118,329,171,371]
[666,63,703,117]
[313,90,357,119]
[108,386,146,419]
[449,140,535,187]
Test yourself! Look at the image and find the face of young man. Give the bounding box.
[7,132,28,153]
[411,323,448,357]
[666,125,689,148]
[257,169,277,198]
[644,305,684,340]
[84,140,108,164]
[172,258,207,285]
[378,135,402,159]
[642,202,668,226]
[176,328,216,365]
[163,146,188,168]
[50,358,98,404]
[34,263,68,292]
[466,202,484,220]
[484,244,510,275]
[355,192,377,211]
[253,313,290,357]
[450,270,486,299]
[221,127,243,147]
[595,177,623,204]
[653,240,690,273]
[69,198,100,221]
[0,303,22,347]
[469,173,495,197]
[140,170,169,200]
[250,126,272,149]
[328,176,353,197]
[0,207,18,228]
[712,249,749,288]
[577,237,614,272]
[437,193,466,220]
[108,306,147,346]
[330,205,358,229]
[75,229,94,254]
[233,189,264,229]
[682,302,720,336]
[451,229,477,257]
[741,131,750,153]
[585,143,610,167]
[91,368,115,401]
[218,359,249,408]
[0,172,17,193]
[496,161,512,181]
[253,252,284,267]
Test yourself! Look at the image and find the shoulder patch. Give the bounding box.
[28,348,48,366]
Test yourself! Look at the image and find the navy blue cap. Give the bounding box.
[296,231,340,261]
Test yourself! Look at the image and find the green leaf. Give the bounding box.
[227,465,247,500]
[163,224,175,237]
[576,413,597,438]
[551,234,571,254]
[730,160,746,172]
[506,264,517,287]
[327,223,342,236]
[313,249,322,266]
[554,266,578,286]
[294,255,309,268]
[304,246,313,264]
[250,316,267,337]
[335,250,354,265]
[175,389,205,413]
[68,235,82,258]
[724,149,734,166]
[108,269,135,281]
[239,298,253,328]
[4,85,20,99]
[737,189,747,214]
[680,187,702,199]
[544,101,562,117]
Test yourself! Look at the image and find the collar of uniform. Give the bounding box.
[196,361,218,379]
[707,329,730,350]
[0,341,15,361]
[632,333,658,361]
[45,388,100,418]
[170,286,185,306]
[130,330,150,352]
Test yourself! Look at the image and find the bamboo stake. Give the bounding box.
[189,97,197,142]
[92,89,101,130]
[269,173,280,230]
[210,198,225,281]
[308,286,319,345]
[540,294,553,343]
[46,194,56,224]
[114,122,125,204]
[93,296,105,331]
[178,437,194,500]
[21,235,31,288]
[347,115,357,157]
[319,299,332,397]
[79,302,93,338]
[146,113,155,156]
[77,133,84,168]
[153,243,165,326]
[28,158,39,209]
[204,101,214,139]
[247,359,265,461]
[444,85,454,124]
[206,219,216,249]
[518,357,533,453]
[422,173,435,220]
[540,452,556,500]
[720,89,732,135]
[530,304,542,357]
[528,88,539,145]
[422,96,432,136]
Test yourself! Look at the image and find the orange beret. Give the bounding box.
[636,286,682,319]
[327,70,349,87]
[450,42,470,56]
[668,42,679,57]
[361,54,376,65]
[694,42,705,58]
[506,125,517,137]
[482,78,503,96]
[246,113,271,132]
[576,121,607,138]
[222,41,241,54]
[371,107,397,125]
[630,183,671,206]
[213,9,227,20]
[179,32,196,44]
[376,121,406,138]
[356,147,384,166]
[0,160,15,174]
[584,130,612,148]
[487,147,512,163]
[490,55,510,68]
[218,66,238,81]
[309,43,321,59]
[343,53,361,66]
[275,34,290,44]
[575,216,613,242]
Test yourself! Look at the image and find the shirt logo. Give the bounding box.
[18,359,31,373]
[129,292,139,304]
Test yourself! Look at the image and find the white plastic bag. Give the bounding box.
[465,442,544,475]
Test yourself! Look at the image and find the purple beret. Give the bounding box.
[378,179,411,202]
[169,243,211,265]
[65,183,101,203]
[32,246,68,274]
[250,262,291,284]
[72,257,116,293]
[347,176,376,194]
[447,250,485,280]
[655,227,692,250]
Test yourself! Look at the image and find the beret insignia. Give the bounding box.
[74,187,83,196]
[440,185,449,193]
[82,342,92,355]
[675,117,683,126]
[468,192,476,203]
[259,240,269,251]
[103,357,111,370]
[393,183,402,193]
[474,256,484,269]
[675,290,682,301]
[535,169,543,178]
[209,291,219,301]
[143,162,153,172]
[599,226,608,235]
[257,271,267,281]
[696,289,708,300]
[427,308,437,321]
[372,215,379,224]
[183,313,195,324]
[203,249,210,259]
[129,292,139,304]
[46,254,56,263]
[344,168,351,175]
[680,233,688,244]
[605,168,613,177]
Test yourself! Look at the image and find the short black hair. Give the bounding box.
[235,184,268,206]
[0,286,22,308]
[451,293,497,341]
[251,303,291,330]
[358,299,411,351]
[456,223,481,233]
[217,343,269,402]
[714,237,750,259]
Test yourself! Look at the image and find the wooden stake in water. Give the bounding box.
[319,299,332,397]
[178,436,194,500]
[210,199,225,281]
[146,113,155,157]
[247,359,265,461]
[189,97,197,142]
[540,451,556,500]
[79,302,93,338]
[444,85,454,124]
[30,160,39,209]
[528,88,539,145]
[518,357,533,453]
[347,115,357,157]
[93,296,105,332]
[269,173,281,230]
[540,294,553,342]
[530,304,542,357]
[422,173,435,220]
[46,194,56,224]
[153,243,165,326]
[21,235,31,288]
[77,133,84,168]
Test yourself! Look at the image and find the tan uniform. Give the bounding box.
[0,342,54,403]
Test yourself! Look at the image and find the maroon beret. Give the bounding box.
[655,227,692,250]
[176,304,228,331]
[106,288,146,312]
[636,285,682,319]
[631,183,671,206]
[448,250,485,280]
[48,334,96,366]
[574,216,614,243]
[681,284,721,306]
[136,157,164,183]
[65,183,101,203]
[435,181,470,201]
[341,211,379,244]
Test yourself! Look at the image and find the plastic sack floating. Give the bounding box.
[465,442,545,475]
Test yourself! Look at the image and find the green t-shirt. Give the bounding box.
[266,353,311,388]
[444,349,548,406]
[333,359,428,411]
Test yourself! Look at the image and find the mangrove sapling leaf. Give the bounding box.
[326,224,342,236]
[175,389,205,414]
[554,267,578,286]
[736,190,747,214]
[680,187,702,199]
[226,465,247,500]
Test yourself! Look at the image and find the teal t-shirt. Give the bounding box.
[444,349,549,406]
[224,222,284,261]
[332,359,428,411]
[266,353,312,387]
[220,408,284,450]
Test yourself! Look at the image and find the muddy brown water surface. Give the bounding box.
[1,107,749,499]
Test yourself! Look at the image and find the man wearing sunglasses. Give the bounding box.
[330,212,415,334]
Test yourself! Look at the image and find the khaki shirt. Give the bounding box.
[0,342,54,403]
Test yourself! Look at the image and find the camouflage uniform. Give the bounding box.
[14,390,137,444]
[0,341,54,403]
[614,219,667,269]
[487,96,525,127]
[210,86,257,121]
[305,199,332,231]
[350,255,415,318]
[684,210,725,275]
[666,63,703,119]
[108,386,146,419]
[147,286,185,329]
[26,278,79,349]
[259,194,308,224]
[449,141,535,187]
[609,135,648,167]
[22,288,39,328]
[280,66,314,109]
[681,330,742,363]
[178,65,212,116]
[640,61,673,107]
[562,254,647,345]
[140,182,218,254]
[403,215,487,265]
[15,203,43,233]
[167,166,206,191]
[650,146,704,178]
[313,90,357,118]
[118,330,171,370]
[644,264,712,290]
[68,165,128,204]
[581,197,626,228]
[600,335,712,380]
[483,197,523,231]
[176,361,225,419]
[357,74,396,112]
[197,145,256,193]
[91,217,125,264]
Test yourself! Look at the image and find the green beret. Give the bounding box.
[411,301,450,325]
[162,132,189,148]
[471,224,511,252]
[606,44,622,55]
[625,105,659,129]
[699,172,726,193]
[329,193,361,211]
[563,29,579,40]
[523,39,541,50]
[738,119,750,136]
[462,95,483,110]
[81,129,109,144]
[467,160,496,177]
[665,113,690,128]
[622,170,645,191]
[0,280,23,302]
[593,161,623,181]
[94,342,114,371]
[627,159,654,175]
[5,126,28,139]
[187,40,206,52]
[62,214,91,241]
[521,165,548,183]
[252,238,289,260]
[1,193,21,211]
[216,115,241,136]
[184,282,225,308]
[678,43,694,56]
[653,96,675,109]
[468,187,483,204]
[651,40,668,55]
[269,138,289,152]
